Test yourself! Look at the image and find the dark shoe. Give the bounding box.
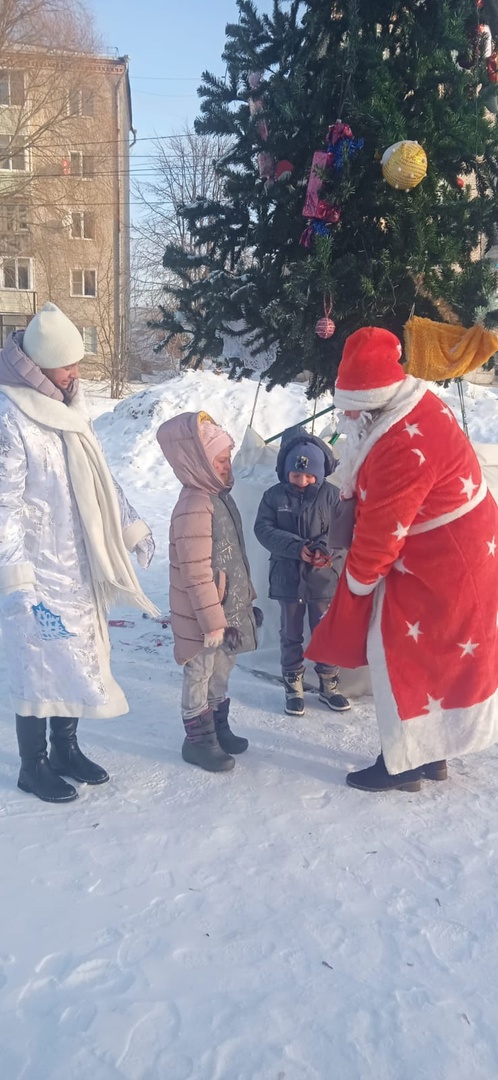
[283,671,304,716]
[346,753,422,792]
[182,709,235,772]
[318,674,351,713]
[213,698,248,754]
[16,715,78,803]
[49,717,109,785]
[421,760,448,781]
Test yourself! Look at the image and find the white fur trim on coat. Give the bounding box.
[346,568,381,595]
[367,581,498,774]
[0,561,36,595]
[123,519,151,552]
[408,477,487,535]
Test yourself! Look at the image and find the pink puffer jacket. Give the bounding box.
[157,411,257,664]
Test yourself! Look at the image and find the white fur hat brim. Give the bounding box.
[23,302,85,369]
[333,383,402,412]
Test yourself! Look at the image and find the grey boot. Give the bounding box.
[16,715,78,803]
[213,698,248,754]
[49,717,109,784]
[182,709,235,772]
[283,671,304,716]
[318,673,351,713]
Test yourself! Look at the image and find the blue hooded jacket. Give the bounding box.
[254,427,355,602]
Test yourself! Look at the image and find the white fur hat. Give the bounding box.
[23,302,85,369]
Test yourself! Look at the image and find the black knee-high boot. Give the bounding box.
[49,717,109,784]
[16,715,78,803]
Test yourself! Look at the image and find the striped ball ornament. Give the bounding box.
[315,316,336,339]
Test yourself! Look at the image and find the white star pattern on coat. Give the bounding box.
[441,404,454,420]
[406,620,422,642]
[459,475,478,501]
[394,557,414,575]
[359,486,367,502]
[411,448,426,466]
[404,422,422,438]
[487,537,496,556]
[458,639,479,657]
[423,694,444,715]
[392,521,410,540]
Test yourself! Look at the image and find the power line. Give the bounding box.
[130,76,200,82]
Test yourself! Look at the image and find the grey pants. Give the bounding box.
[279,600,338,677]
[181,648,237,720]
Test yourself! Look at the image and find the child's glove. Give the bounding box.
[223,626,243,651]
[204,628,225,648]
[253,606,264,627]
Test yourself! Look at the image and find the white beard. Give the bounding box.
[334,411,376,498]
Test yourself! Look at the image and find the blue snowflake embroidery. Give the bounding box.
[32,602,76,640]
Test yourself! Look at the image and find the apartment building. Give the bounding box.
[0,48,132,386]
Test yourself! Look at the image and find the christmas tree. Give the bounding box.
[155,0,498,391]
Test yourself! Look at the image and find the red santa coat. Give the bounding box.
[307,383,498,774]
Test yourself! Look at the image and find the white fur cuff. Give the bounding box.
[346,568,380,595]
[122,520,151,552]
[0,561,36,595]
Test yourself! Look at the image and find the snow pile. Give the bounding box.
[93,369,319,493]
[1,372,498,1078]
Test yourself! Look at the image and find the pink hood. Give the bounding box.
[0,331,77,401]
[157,411,231,492]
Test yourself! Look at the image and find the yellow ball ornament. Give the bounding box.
[381,140,428,190]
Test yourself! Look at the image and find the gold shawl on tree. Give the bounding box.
[404,316,498,380]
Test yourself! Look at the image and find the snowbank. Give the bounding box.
[1,372,498,1078]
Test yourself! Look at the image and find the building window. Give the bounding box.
[68,88,94,117]
[70,211,95,239]
[0,205,28,233]
[78,325,98,353]
[71,269,96,297]
[0,135,27,171]
[68,151,94,178]
[0,313,27,346]
[0,257,33,290]
[0,71,25,107]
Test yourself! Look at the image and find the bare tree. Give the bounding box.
[133,126,232,304]
[0,1,101,203]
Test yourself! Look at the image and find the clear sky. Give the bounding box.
[93,0,275,141]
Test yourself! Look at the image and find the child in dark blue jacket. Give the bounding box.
[254,427,355,716]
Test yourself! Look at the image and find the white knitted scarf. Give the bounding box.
[0,384,159,617]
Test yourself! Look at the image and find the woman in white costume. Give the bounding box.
[0,303,156,804]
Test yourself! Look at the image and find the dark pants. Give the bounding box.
[279,600,338,676]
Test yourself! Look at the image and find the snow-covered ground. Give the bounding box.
[2,372,498,1079]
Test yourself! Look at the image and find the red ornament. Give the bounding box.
[316,317,336,339]
[327,120,353,146]
[316,293,335,338]
[488,53,498,82]
[275,159,295,181]
[456,176,465,189]
[299,224,314,249]
[315,199,341,224]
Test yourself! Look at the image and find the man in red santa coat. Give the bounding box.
[307,326,498,792]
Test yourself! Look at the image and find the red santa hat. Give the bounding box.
[334,327,405,412]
